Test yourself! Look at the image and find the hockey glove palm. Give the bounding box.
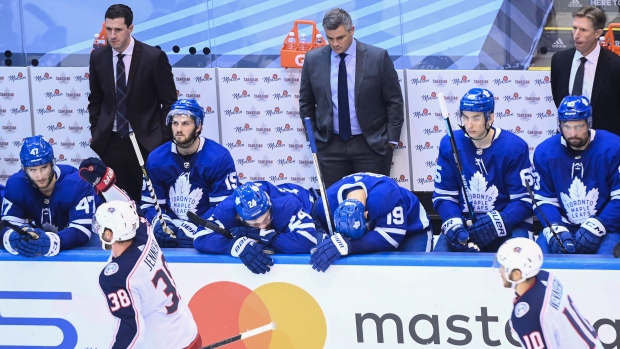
[78,157,116,193]
[152,215,179,248]
[467,211,509,248]
[3,226,60,257]
[575,218,606,254]
[543,225,575,254]
[441,218,477,252]
[310,233,350,272]
[230,237,274,274]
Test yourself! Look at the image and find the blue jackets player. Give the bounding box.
[194,181,320,274]
[94,200,201,349]
[433,88,534,252]
[311,172,432,272]
[495,238,602,348]
[1,136,101,257]
[141,99,238,248]
[533,95,620,254]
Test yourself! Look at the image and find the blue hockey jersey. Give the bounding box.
[141,137,238,224]
[509,270,602,348]
[194,181,318,254]
[1,165,101,250]
[315,173,431,253]
[533,130,620,232]
[433,128,533,229]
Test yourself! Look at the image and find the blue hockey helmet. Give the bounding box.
[557,95,592,129]
[334,199,367,240]
[459,88,494,122]
[166,99,205,127]
[234,182,272,221]
[20,135,54,168]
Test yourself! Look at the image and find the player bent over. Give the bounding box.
[94,200,201,348]
[311,172,432,272]
[433,88,534,252]
[140,98,238,248]
[533,95,620,254]
[194,181,321,274]
[495,237,602,348]
[1,135,101,257]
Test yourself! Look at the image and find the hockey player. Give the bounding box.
[1,135,101,257]
[496,237,602,348]
[141,99,238,248]
[310,172,432,272]
[533,95,620,254]
[194,181,321,274]
[94,200,202,349]
[433,88,534,252]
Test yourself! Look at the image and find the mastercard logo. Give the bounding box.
[189,281,326,348]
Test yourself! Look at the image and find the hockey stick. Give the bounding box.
[186,211,233,239]
[0,219,40,239]
[438,93,476,225]
[128,132,176,238]
[523,177,574,253]
[613,241,620,258]
[303,117,334,236]
[199,322,276,349]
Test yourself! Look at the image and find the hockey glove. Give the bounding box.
[543,225,575,254]
[310,233,350,272]
[230,226,261,239]
[441,218,478,252]
[174,221,198,248]
[575,218,606,254]
[152,215,179,248]
[467,210,509,248]
[78,157,116,193]
[3,227,60,257]
[229,237,274,274]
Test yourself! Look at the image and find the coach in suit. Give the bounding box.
[88,4,177,202]
[299,8,403,188]
[551,6,620,136]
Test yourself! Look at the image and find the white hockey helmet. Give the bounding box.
[93,201,139,247]
[495,237,543,286]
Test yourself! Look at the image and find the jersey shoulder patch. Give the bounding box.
[514,301,530,318]
[104,262,119,276]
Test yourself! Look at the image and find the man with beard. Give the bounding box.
[533,95,620,254]
[1,136,101,256]
[140,99,238,248]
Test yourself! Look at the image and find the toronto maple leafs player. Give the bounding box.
[533,95,620,254]
[95,200,202,349]
[311,172,432,272]
[433,88,534,252]
[141,99,238,248]
[496,237,602,348]
[194,181,320,274]
[1,136,101,257]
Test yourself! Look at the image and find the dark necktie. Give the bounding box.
[115,53,130,137]
[572,57,587,96]
[338,53,351,141]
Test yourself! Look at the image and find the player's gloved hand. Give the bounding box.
[229,237,274,274]
[543,225,575,254]
[310,233,350,272]
[78,157,116,193]
[3,226,60,257]
[441,218,478,252]
[230,226,261,239]
[152,215,179,247]
[575,218,606,254]
[467,210,510,248]
[174,220,198,248]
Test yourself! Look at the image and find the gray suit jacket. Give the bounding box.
[299,39,403,155]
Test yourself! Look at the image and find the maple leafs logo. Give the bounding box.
[169,172,203,220]
[466,172,498,212]
[560,178,598,224]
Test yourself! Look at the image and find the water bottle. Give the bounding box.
[93,34,105,50]
[285,32,296,50]
[299,33,308,51]
[315,33,324,46]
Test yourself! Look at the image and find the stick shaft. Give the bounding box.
[186,211,233,239]
[199,322,275,349]
[523,178,570,253]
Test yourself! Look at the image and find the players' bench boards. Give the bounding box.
[1,249,618,348]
